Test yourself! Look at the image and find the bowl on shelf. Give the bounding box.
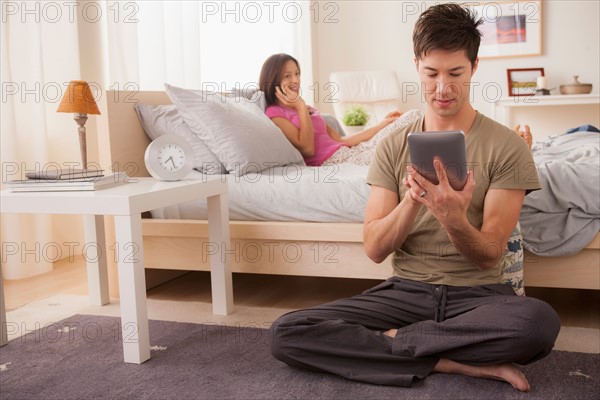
[560,76,593,95]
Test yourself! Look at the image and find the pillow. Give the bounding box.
[134,103,227,174]
[226,87,267,112]
[249,90,267,112]
[322,113,347,136]
[165,84,305,176]
[500,223,525,296]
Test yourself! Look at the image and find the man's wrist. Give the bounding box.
[400,191,422,211]
[444,216,471,238]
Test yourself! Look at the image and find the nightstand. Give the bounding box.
[0,177,233,364]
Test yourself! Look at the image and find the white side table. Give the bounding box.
[0,177,233,364]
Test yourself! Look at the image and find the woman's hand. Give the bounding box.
[377,115,399,130]
[275,85,306,111]
[385,110,403,119]
[514,124,533,150]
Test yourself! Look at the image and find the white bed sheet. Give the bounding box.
[150,163,371,222]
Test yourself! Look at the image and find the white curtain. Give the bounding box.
[1,1,81,279]
[106,0,313,93]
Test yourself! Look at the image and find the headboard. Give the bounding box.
[97,90,171,177]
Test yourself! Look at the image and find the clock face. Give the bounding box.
[144,134,194,181]
[158,144,186,172]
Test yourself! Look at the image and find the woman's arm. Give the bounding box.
[271,115,314,156]
[328,117,398,147]
[270,87,315,156]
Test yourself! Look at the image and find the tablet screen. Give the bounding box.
[407,130,467,191]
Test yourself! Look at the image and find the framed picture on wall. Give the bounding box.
[507,68,544,96]
[468,1,543,58]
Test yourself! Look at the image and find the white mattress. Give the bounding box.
[150,163,371,222]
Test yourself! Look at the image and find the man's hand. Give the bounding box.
[405,157,475,229]
[406,158,524,270]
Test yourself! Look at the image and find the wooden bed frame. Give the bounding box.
[96,90,599,292]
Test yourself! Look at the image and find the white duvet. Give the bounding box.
[151,163,371,222]
[519,131,600,256]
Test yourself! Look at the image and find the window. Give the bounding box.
[126,1,312,91]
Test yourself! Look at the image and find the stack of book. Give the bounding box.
[7,169,127,192]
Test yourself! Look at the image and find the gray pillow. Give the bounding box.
[134,103,227,174]
[165,84,305,176]
[322,113,347,136]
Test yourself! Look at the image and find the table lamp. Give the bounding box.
[57,80,101,169]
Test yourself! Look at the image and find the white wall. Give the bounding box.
[313,1,415,113]
[312,0,600,136]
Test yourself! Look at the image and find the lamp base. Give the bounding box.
[73,113,88,169]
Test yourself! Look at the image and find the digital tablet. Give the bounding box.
[407,130,467,191]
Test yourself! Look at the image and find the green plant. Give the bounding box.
[342,105,369,126]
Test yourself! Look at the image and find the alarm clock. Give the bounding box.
[144,134,194,181]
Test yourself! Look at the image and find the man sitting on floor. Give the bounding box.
[270,3,560,392]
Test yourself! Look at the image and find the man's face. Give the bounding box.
[416,49,478,118]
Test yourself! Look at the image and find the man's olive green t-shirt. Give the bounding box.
[367,112,541,286]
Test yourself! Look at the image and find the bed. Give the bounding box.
[96,90,599,292]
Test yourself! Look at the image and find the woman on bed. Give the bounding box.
[259,53,415,166]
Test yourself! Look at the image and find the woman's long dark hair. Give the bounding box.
[259,53,300,106]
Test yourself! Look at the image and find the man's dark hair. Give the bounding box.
[413,3,483,66]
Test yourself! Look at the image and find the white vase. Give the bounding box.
[343,125,365,136]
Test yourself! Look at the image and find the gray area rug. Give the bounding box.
[0,314,598,400]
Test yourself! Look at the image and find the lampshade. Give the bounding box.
[57,80,101,115]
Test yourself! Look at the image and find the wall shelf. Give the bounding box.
[495,93,600,109]
[492,93,600,139]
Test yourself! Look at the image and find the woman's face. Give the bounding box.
[279,60,301,95]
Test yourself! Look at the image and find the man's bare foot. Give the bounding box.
[434,358,530,392]
[383,329,398,338]
[382,331,528,391]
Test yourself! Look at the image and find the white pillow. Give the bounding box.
[165,84,305,176]
[250,90,267,112]
[134,103,227,174]
[227,87,267,112]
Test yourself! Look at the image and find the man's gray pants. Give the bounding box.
[271,277,561,386]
